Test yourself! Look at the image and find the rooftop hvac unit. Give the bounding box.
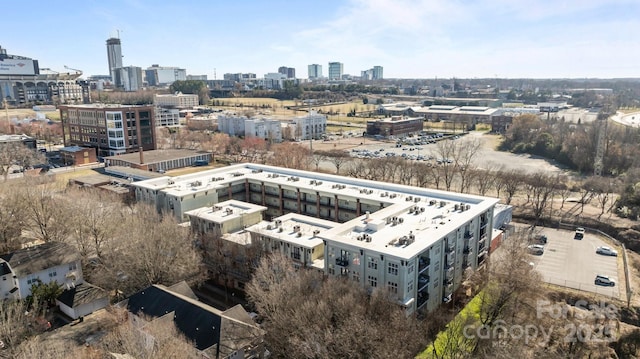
[275,219,282,226]
[225,208,233,214]
[316,181,323,185]
[398,218,404,223]
[297,232,302,237]
[414,197,420,202]
[278,227,284,233]
[389,193,397,198]
[168,180,175,185]
[386,217,392,224]
[309,180,315,185]
[267,224,273,230]
[293,225,300,232]
[440,201,446,207]
[313,230,320,236]
[357,235,364,241]
[454,204,460,211]
[213,205,222,211]
[420,207,425,213]
[365,235,372,243]
[429,200,437,205]
[466,204,471,211]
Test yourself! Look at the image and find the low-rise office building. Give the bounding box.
[59,104,156,157]
[104,149,212,172]
[218,114,283,141]
[154,93,199,108]
[133,164,499,314]
[366,116,423,138]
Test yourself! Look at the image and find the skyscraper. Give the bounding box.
[372,66,384,80]
[106,38,123,85]
[307,64,322,79]
[328,62,343,80]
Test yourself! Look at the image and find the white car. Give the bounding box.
[596,246,618,256]
[595,275,615,286]
[527,244,544,255]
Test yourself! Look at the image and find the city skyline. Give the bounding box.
[3,0,639,79]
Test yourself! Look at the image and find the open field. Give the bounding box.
[211,97,297,107]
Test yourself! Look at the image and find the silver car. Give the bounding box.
[596,246,618,256]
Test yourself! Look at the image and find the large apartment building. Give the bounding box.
[59,104,156,157]
[132,164,499,314]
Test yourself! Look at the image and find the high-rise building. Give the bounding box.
[372,66,384,80]
[278,66,296,79]
[106,38,123,85]
[307,64,322,79]
[145,65,187,86]
[117,66,143,91]
[328,62,343,80]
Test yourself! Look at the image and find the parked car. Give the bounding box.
[527,244,544,255]
[574,227,585,240]
[594,275,615,286]
[596,246,618,256]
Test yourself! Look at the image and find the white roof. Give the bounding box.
[184,199,267,224]
[246,213,337,249]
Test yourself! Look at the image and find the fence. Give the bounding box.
[543,275,619,298]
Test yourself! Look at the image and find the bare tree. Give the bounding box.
[321,149,351,175]
[246,252,430,358]
[0,182,27,252]
[16,179,71,242]
[523,173,558,224]
[0,142,44,181]
[498,169,523,205]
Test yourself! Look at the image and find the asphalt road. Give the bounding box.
[531,227,621,298]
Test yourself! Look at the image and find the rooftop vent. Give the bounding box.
[389,193,397,199]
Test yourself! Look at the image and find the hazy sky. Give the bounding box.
[3,0,639,79]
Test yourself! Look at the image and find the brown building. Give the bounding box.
[366,116,423,138]
[104,149,212,172]
[59,146,97,166]
[59,104,156,157]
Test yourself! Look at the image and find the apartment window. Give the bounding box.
[388,262,398,276]
[367,275,377,288]
[367,257,377,270]
[69,263,77,271]
[48,271,57,278]
[387,281,398,294]
[292,247,301,260]
[408,264,414,274]
[328,265,335,275]
[435,262,440,272]
[352,271,360,282]
[407,280,414,292]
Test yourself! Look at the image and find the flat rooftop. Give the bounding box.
[105,149,210,165]
[246,213,338,249]
[133,164,499,259]
[185,200,267,224]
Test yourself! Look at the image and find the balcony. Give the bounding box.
[418,257,431,273]
[335,257,349,267]
[463,246,471,254]
[417,293,430,308]
[445,267,454,280]
[464,231,474,239]
[418,275,430,291]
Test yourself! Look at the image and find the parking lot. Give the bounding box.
[530,227,622,298]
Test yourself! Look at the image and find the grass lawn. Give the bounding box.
[416,293,483,359]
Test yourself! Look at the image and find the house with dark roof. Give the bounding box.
[121,283,264,359]
[0,242,108,319]
[0,242,82,300]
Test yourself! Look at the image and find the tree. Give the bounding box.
[169,80,208,105]
[0,182,27,252]
[320,149,351,175]
[522,173,558,224]
[0,142,44,181]
[100,309,201,359]
[246,252,430,358]
[16,179,71,242]
[28,279,63,308]
[89,204,204,296]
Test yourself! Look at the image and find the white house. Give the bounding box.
[0,242,82,300]
[0,242,108,319]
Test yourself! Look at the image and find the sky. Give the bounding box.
[3,0,640,79]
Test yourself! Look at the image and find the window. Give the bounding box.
[388,262,398,276]
[367,257,378,270]
[408,264,414,274]
[328,265,335,275]
[292,247,301,260]
[352,271,360,282]
[367,275,377,288]
[407,280,414,292]
[387,281,398,294]
[49,271,57,278]
[69,263,78,271]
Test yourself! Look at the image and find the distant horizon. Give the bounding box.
[3,0,639,79]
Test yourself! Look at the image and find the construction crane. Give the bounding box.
[64,65,83,76]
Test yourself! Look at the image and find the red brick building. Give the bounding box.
[59,104,156,158]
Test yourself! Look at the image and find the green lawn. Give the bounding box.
[416,293,483,359]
